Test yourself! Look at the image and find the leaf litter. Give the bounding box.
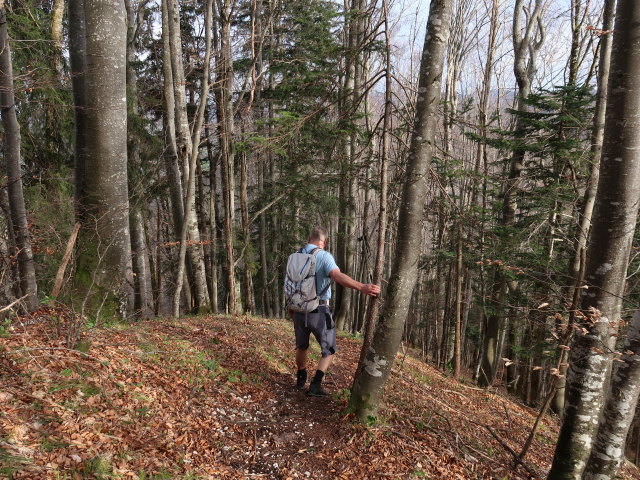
[1,313,639,479]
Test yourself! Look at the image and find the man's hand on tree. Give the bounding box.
[361,284,381,297]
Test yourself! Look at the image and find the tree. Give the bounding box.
[173,0,214,318]
[214,0,239,315]
[72,0,134,316]
[125,0,154,319]
[554,0,617,416]
[0,4,38,311]
[548,0,640,476]
[69,0,88,215]
[349,0,454,422]
[165,0,210,314]
[478,0,547,388]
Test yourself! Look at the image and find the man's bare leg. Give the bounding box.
[317,354,333,373]
[296,348,308,370]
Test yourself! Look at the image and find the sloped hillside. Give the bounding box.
[1,312,639,479]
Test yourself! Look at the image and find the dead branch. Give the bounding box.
[50,222,81,298]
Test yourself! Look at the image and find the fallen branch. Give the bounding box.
[518,385,556,463]
[481,423,539,478]
[50,222,81,298]
[0,295,28,313]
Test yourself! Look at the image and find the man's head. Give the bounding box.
[308,226,328,249]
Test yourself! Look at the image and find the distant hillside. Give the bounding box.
[2,313,639,479]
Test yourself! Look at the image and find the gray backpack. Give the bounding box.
[284,248,329,313]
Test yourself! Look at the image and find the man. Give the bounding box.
[292,226,381,396]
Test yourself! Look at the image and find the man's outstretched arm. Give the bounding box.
[329,269,381,297]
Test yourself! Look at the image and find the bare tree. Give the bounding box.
[173,0,214,318]
[125,0,154,319]
[350,0,454,422]
[549,0,640,476]
[479,0,547,388]
[215,0,240,315]
[165,0,210,313]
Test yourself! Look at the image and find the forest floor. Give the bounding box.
[2,310,639,480]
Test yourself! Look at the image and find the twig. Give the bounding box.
[0,295,28,313]
[6,346,103,363]
[517,385,556,463]
[480,423,539,478]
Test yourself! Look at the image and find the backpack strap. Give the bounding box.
[299,246,320,255]
[317,280,331,299]
[299,246,330,300]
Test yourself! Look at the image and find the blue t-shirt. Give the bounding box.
[300,243,339,300]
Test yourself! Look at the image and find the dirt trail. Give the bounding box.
[2,313,639,479]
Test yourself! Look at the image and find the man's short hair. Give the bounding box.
[309,226,328,242]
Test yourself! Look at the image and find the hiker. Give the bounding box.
[285,226,381,396]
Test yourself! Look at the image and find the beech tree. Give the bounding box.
[548,0,640,477]
[350,0,454,422]
[479,0,547,388]
[72,0,134,316]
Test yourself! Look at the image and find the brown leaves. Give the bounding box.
[3,314,639,480]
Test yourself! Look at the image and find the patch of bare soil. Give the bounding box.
[1,312,639,480]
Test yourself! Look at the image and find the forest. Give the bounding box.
[1,0,640,478]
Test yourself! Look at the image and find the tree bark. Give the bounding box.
[554,0,616,417]
[173,0,213,318]
[549,1,640,476]
[0,7,38,311]
[51,0,65,74]
[74,0,133,316]
[68,0,88,216]
[166,0,210,313]
[349,0,454,422]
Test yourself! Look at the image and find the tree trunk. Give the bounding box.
[51,0,65,74]
[206,124,219,313]
[0,7,38,311]
[453,230,463,378]
[239,146,255,313]
[584,312,640,479]
[166,0,210,313]
[349,0,453,422]
[68,0,88,216]
[172,0,213,318]
[354,0,390,375]
[549,1,640,476]
[554,0,616,416]
[160,0,192,311]
[125,0,153,319]
[215,0,238,315]
[479,0,546,387]
[74,0,133,316]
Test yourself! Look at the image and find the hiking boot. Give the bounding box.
[296,369,307,389]
[307,382,328,397]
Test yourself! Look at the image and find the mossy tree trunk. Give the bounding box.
[73,0,134,317]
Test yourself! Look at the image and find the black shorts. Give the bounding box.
[293,305,336,358]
